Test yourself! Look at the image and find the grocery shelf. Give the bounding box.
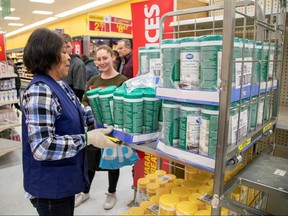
[0,73,18,79]
[0,99,19,107]
[0,122,21,133]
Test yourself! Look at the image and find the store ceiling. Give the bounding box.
[0,0,128,37]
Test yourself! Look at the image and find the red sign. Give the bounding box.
[110,16,132,34]
[88,14,110,32]
[0,34,7,61]
[133,150,169,187]
[72,41,82,55]
[131,0,174,77]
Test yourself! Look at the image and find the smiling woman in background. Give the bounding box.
[21,28,117,216]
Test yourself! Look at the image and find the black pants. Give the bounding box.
[85,145,120,194]
[30,196,74,216]
[83,168,120,194]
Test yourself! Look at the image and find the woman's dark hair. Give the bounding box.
[23,28,64,74]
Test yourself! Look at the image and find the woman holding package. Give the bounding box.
[22,28,117,216]
[77,45,127,209]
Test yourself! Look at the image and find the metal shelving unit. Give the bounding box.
[141,0,288,215]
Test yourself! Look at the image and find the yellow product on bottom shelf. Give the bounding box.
[207,179,214,187]
[154,169,167,177]
[174,178,184,186]
[198,185,213,195]
[181,180,201,193]
[145,173,158,183]
[150,195,160,204]
[191,173,210,184]
[156,178,167,188]
[156,187,170,197]
[188,193,206,210]
[140,200,157,214]
[165,182,178,191]
[159,194,180,215]
[176,201,198,216]
[194,209,211,215]
[184,166,198,180]
[171,187,190,201]
[137,177,150,192]
[146,182,160,197]
[231,185,247,203]
[128,206,145,215]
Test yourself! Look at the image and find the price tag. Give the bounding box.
[238,138,251,151]
[263,122,272,133]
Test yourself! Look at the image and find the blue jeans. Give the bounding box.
[30,196,75,216]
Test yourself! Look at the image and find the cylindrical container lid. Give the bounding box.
[185,166,198,175]
[174,178,184,186]
[147,182,160,191]
[156,187,170,197]
[113,87,126,97]
[124,89,143,99]
[150,195,159,203]
[188,193,206,208]
[140,200,156,211]
[143,88,156,98]
[128,206,144,215]
[165,182,178,191]
[145,173,157,182]
[159,194,180,208]
[198,185,213,195]
[176,201,198,215]
[171,187,190,199]
[191,173,210,184]
[181,180,201,191]
[86,87,102,97]
[166,173,176,182]
[156,178,167,187]
[154,169,167,177]
[138,177,150,187]
[98,85,117,95]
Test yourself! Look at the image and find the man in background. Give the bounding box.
[116,39,133,79]
[62,33,87,101]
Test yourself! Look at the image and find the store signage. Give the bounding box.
[110,16,132,34]
[131,0,174,77]
[72,41,82,55]
[88,14,110,32]
[0,33,7,61]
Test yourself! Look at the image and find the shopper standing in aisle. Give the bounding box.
[116,39,133,79]
[112,49,120,70]
[62,33,87,101]
[21,28,118,216]
[76,45,127,210]
[82,54,100,82]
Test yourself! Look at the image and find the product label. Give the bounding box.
[162,104,180,146]
[113,98,123,129]
[123,100,143,134]
[180,51,200,89]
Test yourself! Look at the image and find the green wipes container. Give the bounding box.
[199,105,219,158]
[238,100,249,140]
[161,39,180,88]
[98,85,116,127]
[148,46,161,76]
[253,41,263,85]
[200,35,223,90]
[113,86,126,131]
[162,100,180,147]
[262,42,270,83]
[179,37,200,89]
[179,103,201,153]
[263,94,272,121]
[86,87,103,125]
[143,88,161,133]
[139,46,149,75]
[233,37,243,88]
[123,89,143,134]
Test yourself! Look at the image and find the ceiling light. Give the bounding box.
[29,0,55,3]
[32,10,53,15]
[4,16,20,20]
[0,7,15,12]
[6,17,58,37]
[8,23,24,26]
[55,0,112,18]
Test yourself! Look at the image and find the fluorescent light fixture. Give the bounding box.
[0,7,15,12]
[55,0,112,18]
[33,10,53,15]
[6,17,58,37]
[4,16,20,20]
[29,0,55,3]
[8,23,24,26]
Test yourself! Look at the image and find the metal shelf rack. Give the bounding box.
[155,0,287,215]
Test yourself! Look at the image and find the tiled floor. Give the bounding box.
[0,143,135,215]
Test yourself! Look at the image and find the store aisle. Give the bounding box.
[0,148,135,215]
